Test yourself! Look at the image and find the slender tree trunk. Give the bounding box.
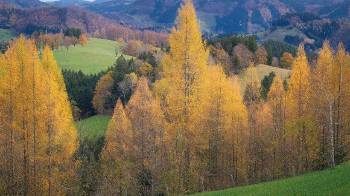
[182,16,191,192]
[32,54,37,196]
[47,83,53,196]
[20,59,29,196]
[328,103,335,168]
[8,62,15,195]
[335,61,343,163]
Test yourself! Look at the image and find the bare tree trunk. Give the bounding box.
[8,63,15,195]
[32,54,37,196]
[328,103,335,168]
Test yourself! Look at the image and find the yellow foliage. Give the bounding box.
[92,72,114,115]
[287,45,311,117]
[0,39,78,195]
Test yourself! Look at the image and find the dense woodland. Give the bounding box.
[0,1,350,195]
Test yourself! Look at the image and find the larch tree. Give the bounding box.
[79,34,89,46]
[311,41,336,168]
[333,44,350,164]
[204,66,229,190]
[255,47,268,65]
[243,65,263,183]
[268,76,288,177]
[280,52,294,68]
[100,99,133,195]
[0,38,78,195]
[286,45,317,174]
[155,0,209,193]
[204,66,248,189]
[224,77,249,186]
[41,45,79,195]
[92,72,114,115]
[127,78,168,195]
[0,37,48,195]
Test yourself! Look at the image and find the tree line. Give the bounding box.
[0,0,349,195]
[98,1,350,194]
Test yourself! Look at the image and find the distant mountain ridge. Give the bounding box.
[1,0,350,49]
[83,0,348,34]
[0,0,46,8]
[1,0,349,35]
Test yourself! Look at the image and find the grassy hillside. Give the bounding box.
[194,161,350,196]
[76,115,111,140]
[239,64,291,92]
[54,38,126,74]
[0,29,14,41]
[257,27,309,44]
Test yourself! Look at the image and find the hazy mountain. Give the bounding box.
[47,0,93,7]
[4,0,346,35]
[0,0,46,8]
[84,0,347,34]
[0,4,138,35]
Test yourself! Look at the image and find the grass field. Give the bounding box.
[0,29,14,41]
[194,161,350,196]
[239,64,291,93]
[54,38,126,74]
[76,115,111,140]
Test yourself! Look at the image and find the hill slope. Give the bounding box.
[239,64,291,93]
[194,161,350,196]
[54,38,125,74]
[76,115,110,140]
[0,28,13,41]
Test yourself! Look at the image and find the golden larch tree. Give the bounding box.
[41,45,79,195]
[155,0,209,192]
[286,45,317,174]
[333,44,350,164]
[268,76,288,177]
[127,78,168,195]
[0,38,78,195]
[92,72,114,115]
[100,99,133,195]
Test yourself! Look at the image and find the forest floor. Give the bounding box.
[193,161,350,196]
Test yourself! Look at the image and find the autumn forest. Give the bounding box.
[0,0,350,195]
